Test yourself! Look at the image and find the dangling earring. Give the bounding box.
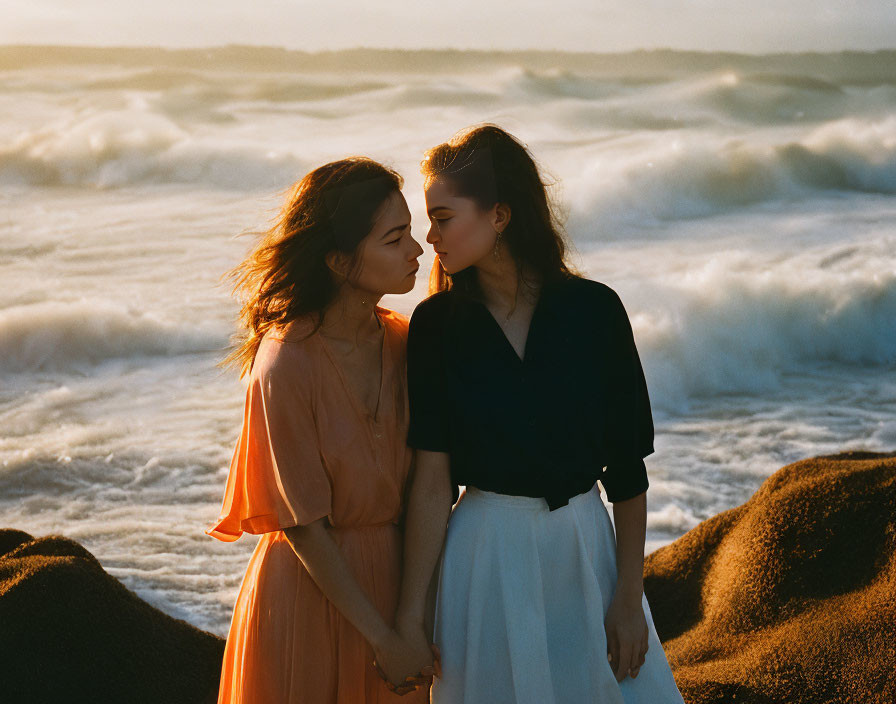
[493,228,503,261]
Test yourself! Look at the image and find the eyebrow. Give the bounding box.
[380,222,411,239]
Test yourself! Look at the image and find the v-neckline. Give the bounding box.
[318,307,389,422]
[477,282,548,365]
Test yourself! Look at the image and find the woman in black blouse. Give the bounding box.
[393,125,686,703]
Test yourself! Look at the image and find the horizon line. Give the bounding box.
[3,43,896,58]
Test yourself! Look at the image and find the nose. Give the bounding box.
[409,237,424,260]
[426,223,439,245]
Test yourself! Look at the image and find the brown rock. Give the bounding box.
[0,529,224,703]
[645,450,896,704]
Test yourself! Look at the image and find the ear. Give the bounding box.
[493,202,511,233]
[325,250,351,280]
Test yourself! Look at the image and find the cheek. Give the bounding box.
[355,247,403,286]
[443,217,492,258]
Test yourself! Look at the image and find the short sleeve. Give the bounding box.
[406,299,451,452]
[598,289,654,503]
[206,350,333,541]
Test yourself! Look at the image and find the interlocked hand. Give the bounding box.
[373,643,441,695]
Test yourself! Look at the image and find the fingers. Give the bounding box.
[407,669,432,686]
[382,674,423,695]
[398,670,433,694]
[393,681,419,696]
[617,640,635,682]
[630,625,648,678]
[373,660,417,693]
[636,629,648,669]
[374,657,436,695]
[606,630,621,681]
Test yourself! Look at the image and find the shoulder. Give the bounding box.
[409,289,455,331]
[377,306,410,338]
[553,274,625,313]
[411,289,453,318]
[252,320,320,388]
[266,314,320,345]
[405,291,456,357]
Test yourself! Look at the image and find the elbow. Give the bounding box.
[413,449,454,510]
[600,457,650,504]
[609,488,647,504]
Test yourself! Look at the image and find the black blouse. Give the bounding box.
[406,273,655,510]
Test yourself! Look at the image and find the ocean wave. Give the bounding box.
[633,266,896,412]
[687,71,896,125]
[81,68,392,104]
[0,108,309,189]
[0,301,228,373]
[497,66,624,101]
[567,116,896,228]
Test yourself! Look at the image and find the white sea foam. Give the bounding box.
[0,300,228,372]
[0,107,310,189]
[633,265,896,413]
[561,116,896,234]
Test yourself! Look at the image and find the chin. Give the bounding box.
[441,250,486,276]
[438,257,461,276]
[388,278,416,295]
[443,263,472,276]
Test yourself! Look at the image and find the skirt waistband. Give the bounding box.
[463,485,597,510]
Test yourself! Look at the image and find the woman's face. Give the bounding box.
[350,189,424,295]
[423,175,500,275]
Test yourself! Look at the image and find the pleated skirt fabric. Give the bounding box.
[430,483,686,704]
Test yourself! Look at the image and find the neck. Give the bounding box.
[320,283,383,342]
[474,252,540,311]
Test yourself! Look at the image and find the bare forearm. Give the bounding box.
[397,450,453,626]
[611,490,647,599]
[283,521,391,650]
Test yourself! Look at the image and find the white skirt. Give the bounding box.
[430,483,687,704]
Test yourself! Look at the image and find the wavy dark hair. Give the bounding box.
[420,124,577,298]
[219,157,403,379]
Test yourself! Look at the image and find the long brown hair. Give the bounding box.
[420,124,577,298]
[219,157,403,379]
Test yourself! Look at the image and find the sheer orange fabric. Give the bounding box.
[206,307,430,704]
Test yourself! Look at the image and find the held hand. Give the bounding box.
[604,590,649,683]
[395,617,439,669]
[394,609,442,676]
[372,630,435,695]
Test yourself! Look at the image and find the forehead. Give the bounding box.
[423,175,457,205]
[374,189,409,218]
[366,190,410,238]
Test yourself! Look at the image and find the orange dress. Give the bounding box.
[206,307,429,704]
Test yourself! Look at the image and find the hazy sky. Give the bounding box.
[3,0,895,53]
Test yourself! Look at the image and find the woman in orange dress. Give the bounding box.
[205,157,435,703]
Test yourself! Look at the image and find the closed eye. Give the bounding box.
[386,225,411,245]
